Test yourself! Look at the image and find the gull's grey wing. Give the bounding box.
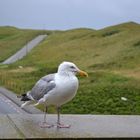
[29,74,56,101]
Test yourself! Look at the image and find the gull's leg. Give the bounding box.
[57,106,71,128]
[39,106,54,128]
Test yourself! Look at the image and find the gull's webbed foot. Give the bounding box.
[39,122,54,128]
[57,123,71,128]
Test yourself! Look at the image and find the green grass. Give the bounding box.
[62,72,140,114]
[0,22,140,114]
[0,26,51,62]
[9,22,140,70]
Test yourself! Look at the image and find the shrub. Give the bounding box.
[102,30,120,37]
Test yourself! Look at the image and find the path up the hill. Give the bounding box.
[2,35,47,64]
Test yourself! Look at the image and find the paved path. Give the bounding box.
[0,114,140,139]
[2,35,47,64]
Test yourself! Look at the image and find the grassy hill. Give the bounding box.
[0,22,140,114]
[0,26,51,62]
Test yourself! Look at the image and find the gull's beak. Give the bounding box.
[78,70,88,77]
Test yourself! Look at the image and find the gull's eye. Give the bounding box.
[70,66,75,69]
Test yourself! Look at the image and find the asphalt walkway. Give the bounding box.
[2,34,47,64]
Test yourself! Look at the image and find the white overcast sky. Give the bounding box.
[0,0,140,30]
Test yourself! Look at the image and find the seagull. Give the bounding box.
[20,61,88,128]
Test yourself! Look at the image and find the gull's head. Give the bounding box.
[58,61,88,77]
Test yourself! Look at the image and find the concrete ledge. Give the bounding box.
[0,87,42,114]
[0,114,140,139]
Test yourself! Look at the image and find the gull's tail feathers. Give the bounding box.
[21,100,34,108]
[20,91,35,108]
[20,91,34,101]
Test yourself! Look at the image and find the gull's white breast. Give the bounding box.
[45,74,79,106]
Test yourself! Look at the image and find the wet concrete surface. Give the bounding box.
[0,87,140,139]
[0,93,26,114]
[0,115,22,138]
[0,114,140,139]
[0,87,42,114]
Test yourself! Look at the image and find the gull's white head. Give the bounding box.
[58,61,88,77]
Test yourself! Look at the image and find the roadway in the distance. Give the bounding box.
[2,34,47,64]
